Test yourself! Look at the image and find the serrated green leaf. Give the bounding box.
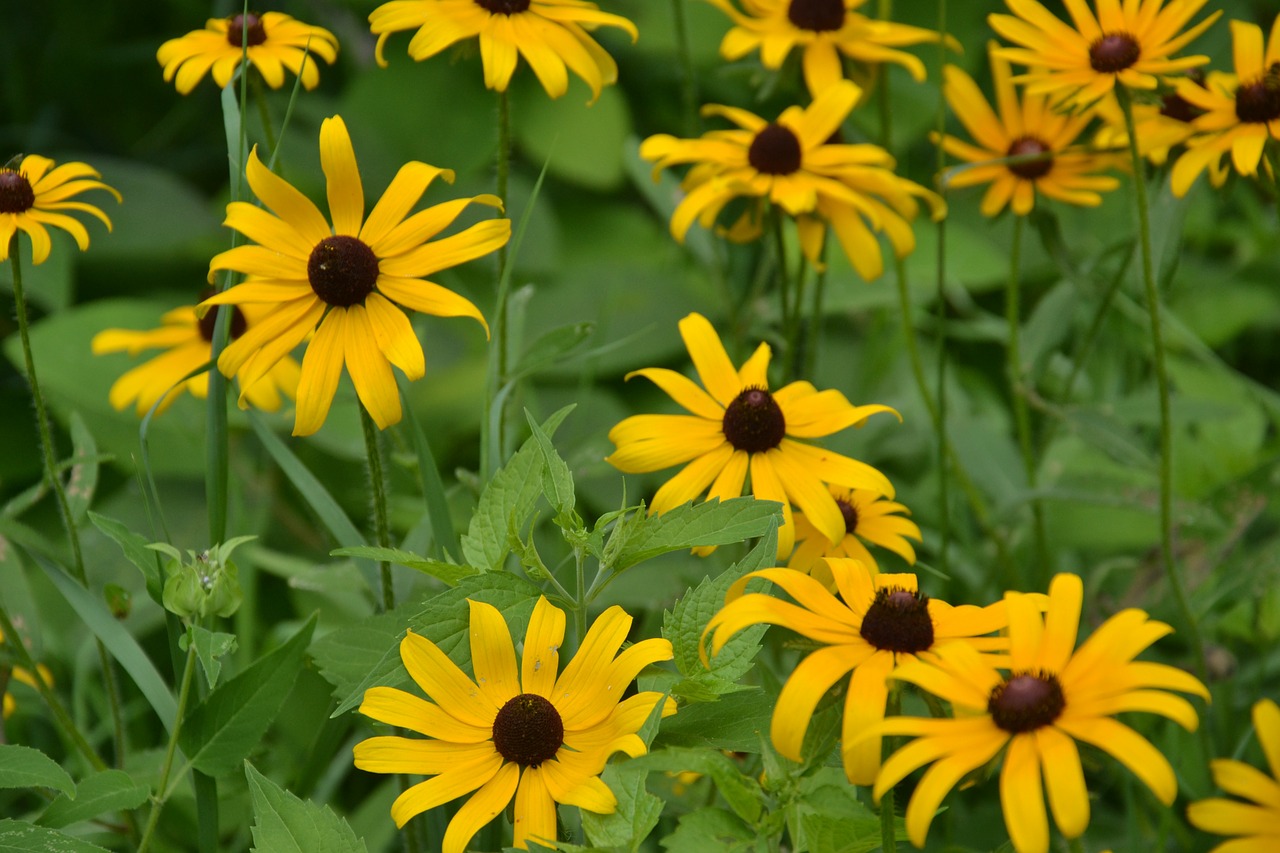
[792,768,901,853]
[64,413,98,522]
[37,770,149,829]
[630,748,762,823]
[245,762,368,853]
[652,691,774,753]
[581,764,663,852]
[179,614,317,776]
[88,511,163,604]
[181,625,238,690]
[658,808,756,853]
[524,409,576,520]
[0,745,75,797]
[311,606,406,704]
[0,819,113,851]
[608,498,781,573]
[330,546,478,587]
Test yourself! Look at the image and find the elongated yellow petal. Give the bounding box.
[513,766,557,850]
[771,644,865,761]
[398,630,498,729]
[389,748,504,829]
[439,761,518,851]
[522,597,564,699]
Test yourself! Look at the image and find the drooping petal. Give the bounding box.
[440,761,520,853]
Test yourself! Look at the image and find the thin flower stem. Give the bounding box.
[137,640,198,853]
[249,73,278,161]
[933,0,951,577]
[360,403,395,613]
[670,0,700,137]
[879,685,900,853]
[802,236,828,378]
[483,89,513,481]
[770,206,793,364]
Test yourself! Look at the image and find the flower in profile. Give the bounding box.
[92,296,301,416]
[704,0,954,97]
[640,80,943,281]
[353,597,675,850]
[988,0,1220,108]
[1187,698,1280,851]
[788,486,921,583]
[1170,18,1280,197]
[0,154,119,265]
[606,312,898,558]
[937,42,1120,216]
[201,115,509,436]
[703,557,1013,785]
[1092,70,1208,167]
[872,573,1209,853]
[0,625,53,719]
[157,12,339,95]
[368,0,638,101]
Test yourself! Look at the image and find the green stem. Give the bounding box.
[802,236,828,378]
[933,0,951,578]
[249,73,278,160]
[360,403,395,613]
[770,206,792,357]
[483,89,513,481]
[670,0,699,137]
[137,639,198,853]
[1067,837,1086,853]
[879,686,900,853]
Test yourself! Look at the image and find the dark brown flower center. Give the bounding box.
[721,386,786,453]
[197,287,247,343]
[226,13,266,48]
[859,587,934,653]
[1160,70,1204,122]
[1235,71,1280,124]
[748,124,803,176]
[836,498,859,537]
[475,0,531,14]
[307,235,379,308]
[1006,136,1053,180]
[787,0,845,33]
[1088,32,1141,74]
[492,693,564,767]
[0,169,35,213]
[988,672,1066,733]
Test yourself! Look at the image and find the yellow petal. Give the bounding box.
[439,761,519,852]
[521,596,565,699]
[1036,727,1089,839]
[358,685,491,742]
[320,116,365,237]
[398,630,498,728]
[389,748,504,829]
[365,292,425,381]
[770,644,865,761]
[679,312,741,406]
[512,766,557,851]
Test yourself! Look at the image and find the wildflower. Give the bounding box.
[368,0,637,101]
[0,154,119,265]
[1092,71,1208,167]
[1187,697,1280,851]
[788,486,920,583]
[606,312,897,558]
[201,115,508,436]
[353,597,675,850]
[157,12,339,95]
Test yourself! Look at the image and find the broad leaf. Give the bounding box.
[181,626,238,690]
[245,762,367,853]
[659,808,757,853]
[524,410,575,520]
[0,820,112,851]
[37,770,149,829]
[64,413,99,522]
[88,511,163,604]
[0,745,74,797]
[581,764,662,852]
[330,546,478,587]
[606,498,780,572]
[630,747,762,823]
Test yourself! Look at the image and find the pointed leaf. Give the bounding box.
[37,770,149,829]
[608,498,780,572]
[245,762,368,853]
[0,745,74,797]
[0,820,112,851]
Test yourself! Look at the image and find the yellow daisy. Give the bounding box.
[92,296,301,417]
[1187,697,1280,851]
[937,42,1121,216]
[1092,71,1208,166]
[988,0,1220,108]
[703,0,954,97]
[200,115,509,436]
[788,486,921,583]
[368,0,637,101]
[703,557,1013,786]
[0,626,52,720]
[353,596,675,850]
[605,312,898,559]
[0,154,119,265]
[157,12,339,95]
[872,573,1209,853]
[1170,17,1280,197]
[640,80,943,281]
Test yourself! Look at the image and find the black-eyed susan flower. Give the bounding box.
[872,572,1209,853]
[0,154,119,265]
[989,0,1220,108]
[606,312,898,558]
[1092,71,1207,166]
[353,596,675,850]
[937,42,1120,216]
[704,0,953,97]
[0,626,52,720]
[1187,697,1280,851]
[200,115,509,436]
[157,12,339,95]
[640,80,942,281]
[1170,17,1280,197]
[788,486,920,583]
[92,296,301,416]
[368,0,637,101]
[703,557,1013,786]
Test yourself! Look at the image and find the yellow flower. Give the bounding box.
[92,297,301,417]
[988,0,1220,108]
[0,154,119,265]
[0,625,53,720]
[788,486,921,583]
[937,42,1121,216]
[703,557,1013,786]
[368,0,638,101]
[640,80,942,281]
[1187,698,1280,851]
[872,573,1209,853]
[1170,18,1280,197]
[353,597,675,850]
[157,12,339,95]
[1091,72,1208,166]
[201,115,509,436]
[606,312,898,559]
[704,0,953,97]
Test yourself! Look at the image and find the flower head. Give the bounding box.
[157,12,339,94]
[640,80,942,280]
[353,597,675,851]
[938,43,1121,216]
[368,0,638,101]
[705,0,954,97]
[1092,71,1208,166]
[988,0,1220,108]
[0,154,119,265]
[606,312,898,558]
[703,557,1013,785]
[873,573,1209,853]
[788,486,921,582]
[201,115,509,436]
[1187,698,1280,851]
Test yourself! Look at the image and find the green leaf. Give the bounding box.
[630,748,762,824]
[330,546,478,587]
[64,413,99,522]
[37,770,149,829]
[524,409,576,520]
[181,626,238,690]
[658,808,757,853]
[395,372,461,561]
[515,81,632,191]
[88,511,164,604]
[511,322,594,380]
[0,745,75,797]
[179,614,317,777]
[652,691,774,753]
[581,764,663,852]
[791,767,901,853]
[0,820,113,852]
[244,762,368,853]
[607,498,781,573]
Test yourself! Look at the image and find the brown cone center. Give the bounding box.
[492,693,564,767]
[0,170,35,214]
[989,672,1066,733]
[787,0,845,33]
[859,588,934,653]
[307,235,379,308]
[748,124,803,176]
[1088,33,1141,73]
[721,387,786,453]
[227,13,267,48]
[474,0,531,14]
[1006,136,1053,180]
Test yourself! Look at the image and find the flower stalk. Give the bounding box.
[360,402,395,612]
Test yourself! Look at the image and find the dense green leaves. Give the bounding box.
[605,499,781,573]
[244,762,367,853]
[581,764,663,852]
[37,770,149,829]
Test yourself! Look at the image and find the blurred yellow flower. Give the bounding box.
[1187,697,1280,851]
[157,12,339,94]
[788,486,920,582]
[0,154,119,265]
[0,625,52,720]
